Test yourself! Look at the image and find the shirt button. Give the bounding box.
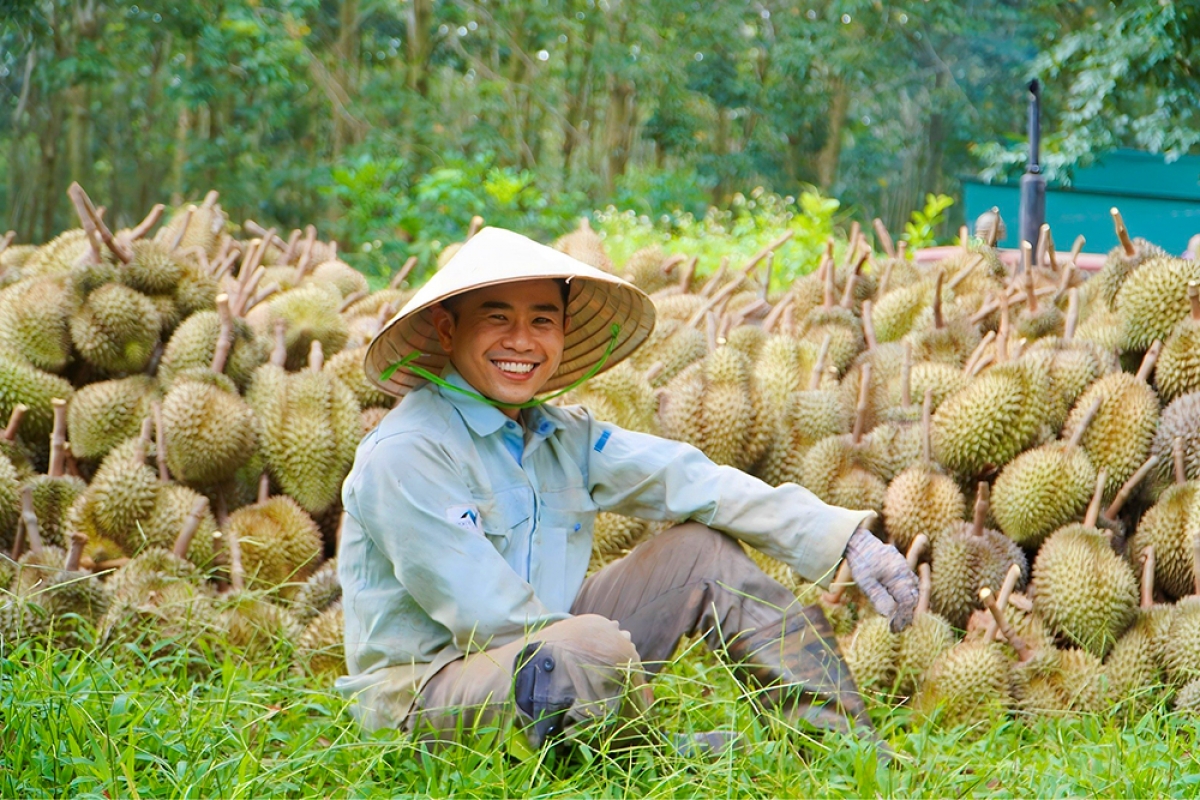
[506,421,517,429]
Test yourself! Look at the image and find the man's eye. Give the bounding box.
[489,314,507,322]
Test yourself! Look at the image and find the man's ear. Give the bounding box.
[430,304,456,353]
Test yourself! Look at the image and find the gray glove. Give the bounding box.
[843,526,918,633]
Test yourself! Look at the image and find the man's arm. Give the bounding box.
[347,432,566,651]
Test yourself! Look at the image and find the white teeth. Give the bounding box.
[495,361,535,374]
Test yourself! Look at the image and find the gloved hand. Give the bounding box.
[843,526,918,633]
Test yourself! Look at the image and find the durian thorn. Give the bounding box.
[66,182,104,264]
[643,362,666,384]
[201,189,220,210]
[244,282,280,314]
[839,271,858,310]
[20,485,43,555]
[1064,288,1080,340]
[1066,396,1103,451]
[338,290,368,314]
[1141,545,1156,609]
[698,257,728,298]
[308,340,325,373]
[211,293,235,376]
[1174,437,1187,486]
[852,362,871,445]
[845,222,862,268]
[823,559,854,604]
[980,587,1033,662]
[168,207,194,253]
[3,403,27,442]
[962,330,996,376]
[822,251,836,309]
[905,533,928,572]
[760,252,774,301]
[877,258,893,297]
[152,400,169,483]
[959,224,970,250]
[761,290,794,334]
[873,218,895,258]
[1135,340,1162,383]
[466,215,485,239]
[65,532,87,572]
[920,387,933,465]
[1042,224,1058,272]
[1069,234,1086,264]
[1107,454,1159,518]
[48,398,67,478]
[1084,468,1107,528]
[678,256,698,291]
[948,253,983,291]
[135,417,153,466]
[270,320,288,367]
[293,225,319,281]
[171,496,210,561]
[916,562,932,615]
[971,482,990,537]
[390,255,419,289]
[933,270,946,329]
[861,300,877,350]
[128,204,165,241]
[0,230,14,259]
[809,334,832,391]
[1189,282,1200,322]
[985,563,1024,642]
[1111,207,1135,256]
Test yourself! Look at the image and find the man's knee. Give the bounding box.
[648,522,745,561]
[538,614,640,665]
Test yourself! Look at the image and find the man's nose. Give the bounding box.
[500,321,536,351]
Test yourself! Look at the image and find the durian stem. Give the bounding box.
[1107,455,1159,518]
[1069,234,1086,265]
[277,228,302,265]
[1064,288,1080,340]
[63,443,80,478]
[1022,249,1038,313]
[201,190,220,210]
[761,291,794,334]
[877,259,893,297]
[270,320,288,367]
[948,253,983,291]
[1193,534,1200,596]
[846,222,862,267]
[839,271,859,310]
[135,417,153,466]
[686,263,746,327]
[174,496,210,560]
[1136,341,1163,383]
[338,290,368,314]
[705,312,718,352]
[225,519,246,594]
[212,250,238,282]
[293,224,318,282]
[1054,263,1075,303]
[168,207,194,252]
[1111,207,1136,257]
[308,340,325,372]
[20,486,43,555]
[1141,546,1156,609]
[861,300,877,350]
[760,252,774,301]
[906,533,929,572]
[234,264,266,317]
[0,230,14,259]
[466,215,484,239]
[245,282,280,313]
[128,204,165,241]
[932,270,945,330]
[897,241,907,260]
[660,254,686,276]
[94,557,130,571]
[901,341,913,408]
[916,562,931,615]
[873,218,895,258]
[920,388,933,465]
[1174,437,1187,485]
[980,587,1033,662]
[1042,224,1058,272]
[822,560,854,604]
[985,563,1024,642]
[81,186,133,262]
[153,400,169,483]
[1066,396,1103,451]
[968,353,995,377]
[962,330,996,376]
[698,257,728,298]
[959,225,970,250]
[678,255,698,292]
[258,472,271,504]
[389,255,418,289]
[852,362,871,445]
[65,532,87,572]
[67,182,104,265]
[48,398,67,478]
[1084,468,1108,528]
[211,293,234,376]
[972,482,989,537]
[10,512,24,559]
[809,334,832,391]
[822,250,836,309]
[1189,282,1200,322]
[741,230,795,278]
[3,403,27,442]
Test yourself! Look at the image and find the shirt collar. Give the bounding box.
[437,364,563,440]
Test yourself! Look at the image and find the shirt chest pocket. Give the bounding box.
[538,485,597,541]
[534,485,597,611]
[478,487,533,558]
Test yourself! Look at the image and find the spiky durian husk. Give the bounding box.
[24,474,87,549]
[226,496,324,594]
[0,596,51,643]
[1,243,38,273]
[1061,372,1160,501]
[172,262,218,318]
[100,581,220,663]
[887,361,969,417]
[648,293,707,325]
[992,443,1096,549]
[106,547,205,602]
[570,361,659,435]
[749,335,813,444]
[66,375,156,461]
[342,288,413,320]
[798,307,864,375]
[622,247,674,293]
[0,350,75,448]
[1175,678,1200,713]
[758,383,850,487]
[882,465,965,553]
[857,421,922,482]
[872,280,935,343]
[1074,305,1128,355]
[0,454,19,553]
[906,314,982,368]
[1156,317,1200,403]
[895,611,956,697]
[1163,596,1200,686]
[360,406,388,437]
[123,239,186,294]
[912,640,1012,728]
[163,370,258,485]
[325,345,392,410]
[37,569,111,647]
[628,318,707,386]
[1127,484,1200,600]
[1145,393,1200,498]
[1104,605,1173,706]
[294,602,345,679]
[1012,648,1108,718]
[72,439,159,551]
[930,524,1028,629]
[137,484,218,567]
[155,201,227,257]
[0,277,74,372]
[70,283,162,373]
[159,310,267,391]
[258,285,349,371]
[1091,238,1166,310]
[842,614,898,694]
[798,435,887,514]
[1022,340,1116,431]
[1115,256,1200,351]
[14,545,69,594]
[554,220,612,272]
[1032,524,1138,658]
[309,260,369,298]
[292,558,341,625]
[217,592,301,660]
[22,230,91,277]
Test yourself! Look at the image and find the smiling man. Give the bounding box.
[337,227,917,752]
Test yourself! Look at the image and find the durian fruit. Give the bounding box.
[324,345,392,410]
[21,230,92,277]
[1154,282,1200,403]
[1146,392,1200,498]
[842,613,898,695]
[1164,595,1200,687]
[225,495,324,595]
[991,397,1100,549]
[905,271,982,367]
[798,364,886,513]
[257,284,349,371]
[627,317,707,386]
[871,277,937,344]
[931,358,1051,479]
[360,406,388,437]
[622,247,682,294]
[0,452,19,553]
[911,635,1012,729]
[248,341,360,514]
[154,192,227,258]
[70,283,162,373]
[749,334,815,455]
[123,239,186,295]
[797,267,864,374]
[1013,248,1065,341]
[1089,208,1166,311]
[1,243,38,274]
[66,375,155,461]
[554,218,612,272]
[589,513,656,575]
[140,486,217,567]
[930,484,1028,629]
[100,580,220,664]
[648,292,707,325]
[159,307,267,391]
[1023,292,1117,430]
[882,391,966,553]
[68,429,158,554]
[0,594,51,643]
[1060,344,1162,501]
[1175,679,1200,713]
[217,591,301,661]
[658,346,763,471]
[1116,256,1200,352]
[1104,546,1174,709]
[0,350,76,448]
[569,361,659,435]
[0,404,35,479]
[1031,472,1139,658]
[292,557,341,625]
[0,276,74,372]
[309,259,369,299]
[35,532,110,648]
[1128,440,1200,600]
[895,563,956,697]
[172,261,219,319]
[24,398,86,548]
[294,601,345,679]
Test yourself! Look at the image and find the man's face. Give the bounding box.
[431,279,569,417]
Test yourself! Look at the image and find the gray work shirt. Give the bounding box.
[335,367,870,729]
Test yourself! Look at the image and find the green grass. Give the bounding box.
[2,635,1198,798]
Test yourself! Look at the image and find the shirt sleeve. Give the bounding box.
[346,431,566,651]
[584,415,873,586]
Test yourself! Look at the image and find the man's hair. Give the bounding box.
[440,279,570,320]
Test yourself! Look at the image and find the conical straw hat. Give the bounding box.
[365,227,656,399]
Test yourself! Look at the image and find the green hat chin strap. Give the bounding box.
[380,323,621,410]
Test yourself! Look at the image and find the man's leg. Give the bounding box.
[571,522,874,737]
[406,614,649,748]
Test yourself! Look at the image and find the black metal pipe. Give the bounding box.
[1019,79,1046,266]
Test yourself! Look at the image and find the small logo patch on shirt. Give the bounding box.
[446,504,483,533]
[593,430,612,452]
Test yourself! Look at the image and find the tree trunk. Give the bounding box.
[815,78,850,191]
[406,0,432,99]
[602,77,636,194]
[65,83,89,189]
[332,0,361,157]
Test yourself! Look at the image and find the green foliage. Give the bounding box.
[902,194,955,251]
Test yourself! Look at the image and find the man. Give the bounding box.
[338,227,918,751]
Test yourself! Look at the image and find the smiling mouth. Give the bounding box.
[492,360,539,376]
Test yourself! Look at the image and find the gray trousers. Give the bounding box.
[406,523,869,746]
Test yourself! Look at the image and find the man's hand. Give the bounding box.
[843,526,918,633]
